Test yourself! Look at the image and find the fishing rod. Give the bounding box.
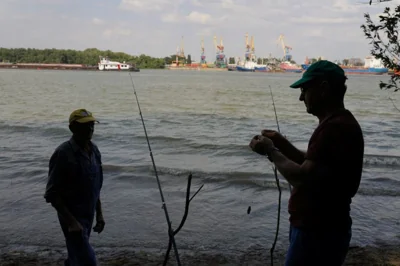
[128,73,204,266]
[268,85,291,266]
[269,85,292,193]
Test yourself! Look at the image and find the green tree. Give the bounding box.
[361,4,400,91]
[228,57,235,64]
[187,54,192,64]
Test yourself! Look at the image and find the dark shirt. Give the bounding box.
[44,137,103,227]
[288,109,364,230]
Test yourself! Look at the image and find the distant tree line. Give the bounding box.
[0,48,173,69]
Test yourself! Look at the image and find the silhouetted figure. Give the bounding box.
[250,61,364,266]
[44,109,105,266]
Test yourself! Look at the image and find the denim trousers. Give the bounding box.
[60,221,97,266]
[284,225,352,266]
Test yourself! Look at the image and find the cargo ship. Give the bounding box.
[279,61,302,73]
[301,56,388,75]
[0,62,98,70]
[254,64,269,72]
[0,56,140,72]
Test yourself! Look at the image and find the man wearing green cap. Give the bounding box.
[249,61,364,265]
[44,109,105,266]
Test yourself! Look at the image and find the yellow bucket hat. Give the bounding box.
[69,109,98,124]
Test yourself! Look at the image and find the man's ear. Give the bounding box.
[320,81,330,99]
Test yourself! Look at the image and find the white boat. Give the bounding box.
[236,61,257,72]
[98,56,139,72]
[236,60,269,72]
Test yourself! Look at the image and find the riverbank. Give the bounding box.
[1,244,399,265]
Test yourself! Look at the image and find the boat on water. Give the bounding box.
[342,56,388,75]
[98,56,140,72]
[301,56,388,75]
[236,61,256,72]
[0,62,98,71]
[301,64,309,70]
[236,61,270,72]
[279,61,302,73]
[255,64,268,72]
[227,64,237,71]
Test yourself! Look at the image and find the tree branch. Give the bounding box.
[361,5,400,92]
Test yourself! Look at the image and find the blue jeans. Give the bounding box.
[285,225,351,266]
[59,218,97,266]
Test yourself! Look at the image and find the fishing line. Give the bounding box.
[128,73,204,266]
[268,85,291,266]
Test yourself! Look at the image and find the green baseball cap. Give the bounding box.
[290,60,347,88]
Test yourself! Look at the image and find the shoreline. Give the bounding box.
[1,244,399,265]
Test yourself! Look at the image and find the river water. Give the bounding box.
[0,69,399,256]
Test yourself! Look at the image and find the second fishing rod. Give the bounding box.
[129,73,203,266]
[268,85,292,266]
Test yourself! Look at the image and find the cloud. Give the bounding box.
[290,16,360,24]
[10,0,66,3]
[92,18,105,25]
[196,27,214,36]
[191,0,203,6]
[161,13,179,23]
[103,27,133,37]
[119,0,177,12]
[162,11,226,26]
[186,11,213,24]
[304,28,324,37]
[332,0,361,13]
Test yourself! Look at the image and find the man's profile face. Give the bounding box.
[299,79,327,115]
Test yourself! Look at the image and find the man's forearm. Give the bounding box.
[269,149,305,188]
[51,197,76,225]
[277,139,306,165]
[96,198,103,220]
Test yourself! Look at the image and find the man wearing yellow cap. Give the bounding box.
[44,109,105,266]
[249,61,364,265]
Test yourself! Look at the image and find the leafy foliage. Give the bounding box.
[361,5,400,92]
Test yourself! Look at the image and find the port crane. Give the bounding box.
[243,33,257,62]
[251,35,255,60]
[213,35,226,68]
[244,33,252,61]
[200,37,206,65]
[277,34,293,62]
[175,36,185,66]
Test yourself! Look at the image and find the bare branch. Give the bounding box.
[389,97,400,112]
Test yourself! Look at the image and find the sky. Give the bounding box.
[0,0,398,63]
